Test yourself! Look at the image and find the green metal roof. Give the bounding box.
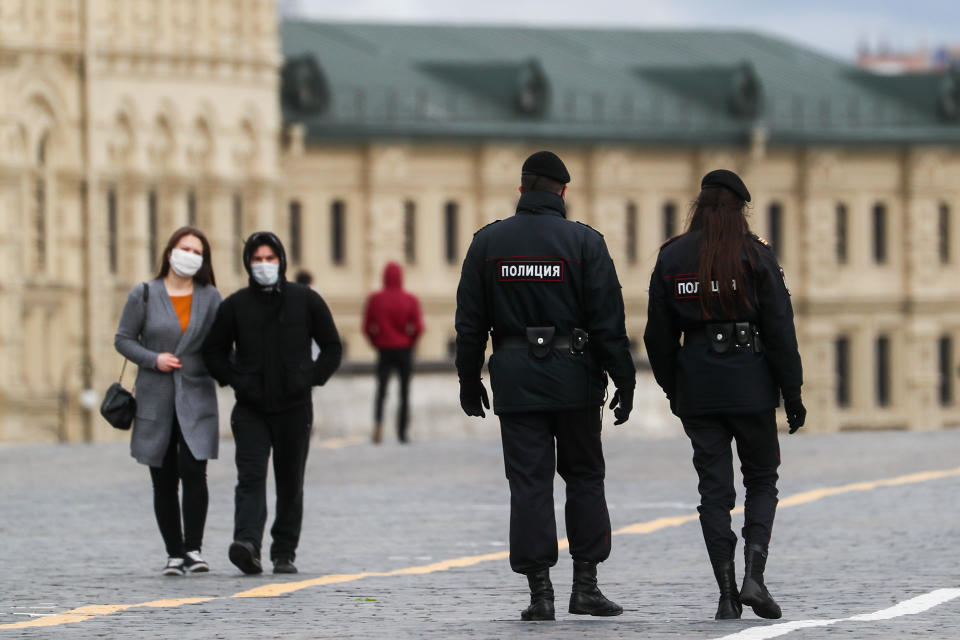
[280,20,960,146]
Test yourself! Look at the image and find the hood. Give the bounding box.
[242,231,287,284]
[383,261,403,289]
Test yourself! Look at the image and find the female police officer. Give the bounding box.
[644,170,805,620]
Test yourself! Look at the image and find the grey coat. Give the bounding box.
[114,279,222,466]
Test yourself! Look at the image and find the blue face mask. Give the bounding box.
[251,262,279,286]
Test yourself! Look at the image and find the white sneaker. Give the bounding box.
[183,550,209,573]
[162,557,185,576]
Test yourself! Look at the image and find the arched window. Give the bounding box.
[876,334,891,407]
[872,202,887,264]
[34,133,49,272]
[233,192,244,273]
[187,189,197,227]
[289,200,302,265]
[107,188,118,274]
[939,335,953,407]
[663,201,677,241]
[767,202,783,258]
[836,203,848,264]
[331,200,346,265]
[835,336,851,408]
[148,189,159,271]
[939,202,950,264]
[444,200,459,265]
[626,201,637,265]
[404,200,416,265]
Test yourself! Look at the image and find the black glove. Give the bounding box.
[609,387,634,425]
[459,378,490,418]
[784,396,806,434]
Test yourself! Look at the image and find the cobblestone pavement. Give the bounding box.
[1,425,959,639]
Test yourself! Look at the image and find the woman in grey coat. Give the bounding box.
[115,227,222,576]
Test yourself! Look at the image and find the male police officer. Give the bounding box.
[455,151,636,621]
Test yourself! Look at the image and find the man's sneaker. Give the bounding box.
[228,540,263,575]
[183,550,209,573]
[273,557,298,574]
[162,557,185,576]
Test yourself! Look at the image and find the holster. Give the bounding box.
[526,326,556,359]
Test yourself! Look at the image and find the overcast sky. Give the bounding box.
[289,0,958,62]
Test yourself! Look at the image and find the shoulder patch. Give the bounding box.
[473,219,502,236]
[751,233,770,247]
[575,221,604,238]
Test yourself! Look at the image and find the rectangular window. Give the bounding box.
[34,176,47,272]
[663,201,677,240]
[404,200,416,265]
[107,188,118,274]
[331,200,345,265]
[148,190,158,271]
[872,203,887,264]
[626,202,637,265]
[836,203,848,264]
[835,336,851,408]
[876,335,891,407]
[940,335,953,407]
[444,200,459,265]
[289,200,302,265]
[187,189,197,227]
[939,203,950,264]
[767,202,782,258]
[233,193,243,273]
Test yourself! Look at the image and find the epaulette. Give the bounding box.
[575,221,604,238]
[751,233,770,247]
[473,219,501,236]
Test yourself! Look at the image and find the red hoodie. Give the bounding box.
[363,262,424,350]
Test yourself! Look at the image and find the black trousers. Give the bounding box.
[149,418,208,557]
[499,408,611,575]
[231,401,313,561]
[682,411,780,566]
[374,348,413,441]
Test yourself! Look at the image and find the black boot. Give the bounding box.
[711,560,742,620]
[740,543,782,619]
[520,569,555,621]
[568,561,623,616]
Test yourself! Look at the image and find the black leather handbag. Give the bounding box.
[100,283,148,430]
[100,360,136,431]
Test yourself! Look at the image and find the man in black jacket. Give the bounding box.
[203,231,341,575]
[455,151,636,621]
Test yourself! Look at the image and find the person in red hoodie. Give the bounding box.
[363,262,424,443]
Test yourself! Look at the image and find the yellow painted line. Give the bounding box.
[3,465,959,630]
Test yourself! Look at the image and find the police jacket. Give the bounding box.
[455,190,635,414]
[202,233,342,414]
[643,230,802,417]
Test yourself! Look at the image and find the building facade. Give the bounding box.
[2,10,960,440]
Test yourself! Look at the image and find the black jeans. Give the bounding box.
[374,348,413,441]
[499,408,611,575]
[231,401,313,562]
[149,418,208,557]
[682,411,780,565]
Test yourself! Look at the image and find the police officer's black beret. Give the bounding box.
[701,169,751,202]
[522,151,570,184]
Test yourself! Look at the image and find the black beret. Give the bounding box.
[522,150,570,184]
[701,169,751,202]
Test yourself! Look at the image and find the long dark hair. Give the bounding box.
[685,187,754,319]
[156,226,216,287]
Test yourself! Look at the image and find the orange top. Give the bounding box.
[170,294,192,334]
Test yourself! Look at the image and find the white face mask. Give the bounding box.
[251,262,280,286]
[169,248,203,278]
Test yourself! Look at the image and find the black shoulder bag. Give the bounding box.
[100,283,149,430]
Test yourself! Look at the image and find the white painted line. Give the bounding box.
[708,588,960,640]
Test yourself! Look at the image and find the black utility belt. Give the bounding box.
[494,327,589,358]
[685,322,762,355]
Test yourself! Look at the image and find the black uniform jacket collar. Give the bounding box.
[516,190,566,218]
